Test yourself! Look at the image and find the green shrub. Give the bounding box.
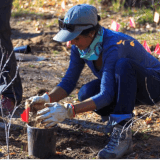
[136,9,153,24]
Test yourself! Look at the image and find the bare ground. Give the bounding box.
[0,10,160,159]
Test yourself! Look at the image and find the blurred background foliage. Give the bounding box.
[12,0,160,24]
[12,0,160,46]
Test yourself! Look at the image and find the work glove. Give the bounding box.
[36,102,75,128]
[28,93,50,112]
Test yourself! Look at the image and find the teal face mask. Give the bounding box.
[78,26,103,61]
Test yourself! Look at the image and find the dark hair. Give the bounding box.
[80,15,101,36]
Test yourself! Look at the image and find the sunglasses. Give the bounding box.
[58,18,94,32]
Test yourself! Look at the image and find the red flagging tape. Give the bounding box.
[21,107,30,123]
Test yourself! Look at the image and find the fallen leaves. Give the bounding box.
[134,154,139,159]
[145,117,152,124]
[156,118,160,123]
[144,146,151,151]
[97,132,104,136]
[56,151,62,155]
[156,118,160,126]
[133,109,138,116]
[82,129,90,133]
[150,155,156,158]
[4,152,16,156]
[61,46,70,56]
[78,0,88,4]
[9,152,16,155]
[43,0,56,7]
[75,111,101,122]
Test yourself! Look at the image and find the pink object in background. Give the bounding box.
[154,12,160,23]
[66,41,71,48]
[110,20,120,32]
[155,43,160,54]
[21,107,30,123]
[143,41,151,54]
[61,1,66,11]
[1,95,15,115]
[116,23,120,31]
[129,17,136,28]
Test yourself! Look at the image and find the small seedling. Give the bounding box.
[46,22,54,28]
[142,133,150,140]
[21,145,23,151]
[53,19,58,24]
[69,95,75,97]
[29,65,35,68]
[52,50,59,54]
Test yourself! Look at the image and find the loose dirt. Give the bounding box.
[0,10,160,159]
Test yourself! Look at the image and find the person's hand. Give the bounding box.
[36,102,75,128]
[28,93,50,112]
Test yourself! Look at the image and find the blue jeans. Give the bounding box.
[78,58,160,123]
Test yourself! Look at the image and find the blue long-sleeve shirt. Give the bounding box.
[58,27,160,110]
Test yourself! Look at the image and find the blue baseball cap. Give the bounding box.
[53,4,98,42]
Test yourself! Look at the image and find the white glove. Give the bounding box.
[29,93,50,112]
[36,102,75,128]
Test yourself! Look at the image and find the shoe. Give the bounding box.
[0,95,15,115]
[98,124,133,159]
[105,121,114,135]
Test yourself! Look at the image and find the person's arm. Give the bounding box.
[74,98,96,114]
[49,86,68,102]
[49,46,85,102]
[57,45,85,95]
[29,45,85,112]
[72,52,117,114]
